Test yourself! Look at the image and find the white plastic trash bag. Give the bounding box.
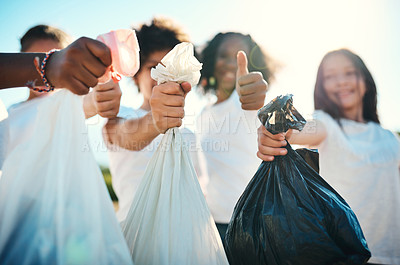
[122,42,228,264]
[150,42,202,86]
[0,100,8,170]
[122,128,228,265]
[0,90,133,265]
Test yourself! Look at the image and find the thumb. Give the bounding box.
[180,81,192,98]
[95,78,113,91]
[236,51,249,78]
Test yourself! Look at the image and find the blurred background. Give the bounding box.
[1,0,399,171]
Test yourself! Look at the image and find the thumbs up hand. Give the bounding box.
[236,51,268,110]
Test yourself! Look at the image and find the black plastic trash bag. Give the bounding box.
[224,94,371,265]
[296,148,319,173]
[257,94,306,134]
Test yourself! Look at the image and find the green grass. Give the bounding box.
[100,166,118,201]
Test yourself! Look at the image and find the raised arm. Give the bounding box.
[257,120,327,161]
[103,81,191,151]
[0,53,45,89]
[0,37,111,95]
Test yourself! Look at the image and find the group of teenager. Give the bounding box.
[0,16,399,264]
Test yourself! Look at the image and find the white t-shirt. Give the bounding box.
[195,92,261,223]
[106,106,201,222]
[314,110,400,265]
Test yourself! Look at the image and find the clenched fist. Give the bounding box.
[46,37,112,95]
[150,81,191,133]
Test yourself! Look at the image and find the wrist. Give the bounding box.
[83,92,97,118]
[34,49,59,92]
[146,112,162,136]
[44,50,60,88]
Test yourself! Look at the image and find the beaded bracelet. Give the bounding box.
[26,49,59,92]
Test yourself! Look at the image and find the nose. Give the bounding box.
[337,74,346,84]
[336,74,350,87]
[224,56,237,70]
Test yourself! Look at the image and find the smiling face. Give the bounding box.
[214,36,250,96]
[322,53,366,121]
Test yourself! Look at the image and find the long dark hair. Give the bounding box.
[314,49,379,124]
[199,32,277,94]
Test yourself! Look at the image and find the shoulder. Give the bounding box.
[313,110,335,123]
[309,110,346,148]
[368,123,400,162]
[372,123,400,144]
[312,110,340,132]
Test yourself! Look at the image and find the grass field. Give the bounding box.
[100,166,119,202]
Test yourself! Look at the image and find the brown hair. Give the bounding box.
[20,24,71,52]
[133,17,189,75]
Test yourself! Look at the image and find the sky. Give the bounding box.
[1,0,399,166]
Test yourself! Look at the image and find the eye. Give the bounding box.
[346,70,357,77]
[218,53,228,60]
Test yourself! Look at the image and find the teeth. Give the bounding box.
[338,91,352,96]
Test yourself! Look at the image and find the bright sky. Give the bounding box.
[1,0,399,165]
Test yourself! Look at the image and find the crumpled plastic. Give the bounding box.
[150,42,202,86]
[224,95,371,265]
[97,29,140,83]
[257,94,306,134]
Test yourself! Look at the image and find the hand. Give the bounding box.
[236,51,268,110]
[85,79,122,118]
[257,125,292,161]
[46,37,112,95]
[150,81,191,133]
